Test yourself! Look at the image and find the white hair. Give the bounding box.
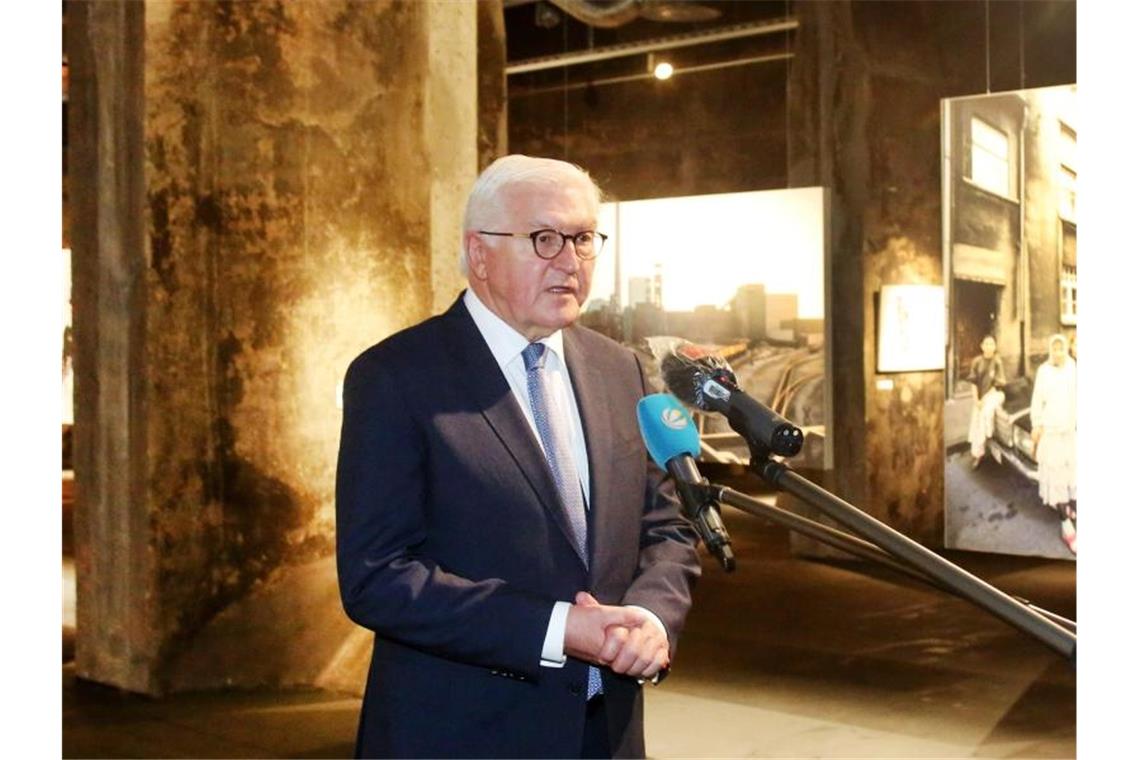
[458,154,602,275]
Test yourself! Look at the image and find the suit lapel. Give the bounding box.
[562,327,616,577]
[441,297,585,565]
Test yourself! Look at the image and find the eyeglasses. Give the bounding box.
[477,229,608,260]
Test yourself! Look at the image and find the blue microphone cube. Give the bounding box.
[636,393,700,470]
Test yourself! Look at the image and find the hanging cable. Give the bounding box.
[984,0,991,94]
[1018,0,1026,90]
[784,0,790,184]
[562,16,570,160]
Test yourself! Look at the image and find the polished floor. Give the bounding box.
[63,505,1075,758]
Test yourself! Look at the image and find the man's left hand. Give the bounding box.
[574,592,670,680]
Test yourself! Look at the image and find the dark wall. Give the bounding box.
[510,61,789,200]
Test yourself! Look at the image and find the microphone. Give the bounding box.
[659,342,804,458]
[637,393,735,572]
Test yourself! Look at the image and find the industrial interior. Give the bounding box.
[63,1,1077,757]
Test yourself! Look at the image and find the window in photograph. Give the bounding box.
[1061,263,1077,326]
[968,116,1012,197]
[1058,121,1076,222]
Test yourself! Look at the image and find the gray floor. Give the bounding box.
[63,507,1075,758]
[945,447,1074,561]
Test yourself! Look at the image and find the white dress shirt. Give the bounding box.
[463,290,666,669]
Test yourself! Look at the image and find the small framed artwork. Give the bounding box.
[876,284,945,373]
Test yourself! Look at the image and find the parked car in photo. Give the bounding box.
[988,376,1038,481]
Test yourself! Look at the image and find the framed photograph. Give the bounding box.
[582,188,830,472]
[941,85,1077,560]
[876,284,945,373]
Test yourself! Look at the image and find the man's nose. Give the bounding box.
[550,239,580,272]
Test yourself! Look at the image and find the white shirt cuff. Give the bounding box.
[541,601,571,668]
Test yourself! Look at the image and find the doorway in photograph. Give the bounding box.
[953,280,1002,378]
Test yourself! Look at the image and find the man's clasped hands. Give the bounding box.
[563,591,670,680]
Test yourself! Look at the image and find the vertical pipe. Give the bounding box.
[941,98,954,398]
[1019,100,1029,376]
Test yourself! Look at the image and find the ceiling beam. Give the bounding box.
[505,17,798,75]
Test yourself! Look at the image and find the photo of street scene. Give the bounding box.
[942,85,1077,560]
[580,188,828,471]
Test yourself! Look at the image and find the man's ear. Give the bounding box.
[465,231,489,280]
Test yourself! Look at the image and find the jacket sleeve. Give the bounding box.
[335,349,552,679]
[618,352,702,657]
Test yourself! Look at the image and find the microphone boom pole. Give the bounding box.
[749,455,1076,662]
[697,482,1076,633]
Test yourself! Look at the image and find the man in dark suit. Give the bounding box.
[336,155,701,758]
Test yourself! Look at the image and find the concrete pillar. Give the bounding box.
[477,0,508,171]
[68,0,158,695]
[787,0,871,542]
[68,0,479,694]
[426,0,478,313]
[789,0,1017,546]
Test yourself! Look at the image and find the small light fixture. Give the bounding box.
[648,53,674,81]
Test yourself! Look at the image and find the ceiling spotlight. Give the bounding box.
[653,61,674,80]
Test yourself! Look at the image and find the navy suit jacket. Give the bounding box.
[336,294,701,758]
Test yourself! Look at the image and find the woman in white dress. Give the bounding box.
[1031,333,1077,554]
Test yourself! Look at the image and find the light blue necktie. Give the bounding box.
[522,342,602,699]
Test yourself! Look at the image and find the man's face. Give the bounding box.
[467,178,597,341]
[981,337,996,358]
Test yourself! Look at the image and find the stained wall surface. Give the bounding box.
[69,0,477,692]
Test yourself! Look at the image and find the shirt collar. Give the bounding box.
[463,289,565,370]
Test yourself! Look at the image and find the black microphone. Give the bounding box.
[637,394,735,572]
[660,343,804,458]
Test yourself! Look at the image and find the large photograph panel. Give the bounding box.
[942,86,1077,560]
[582,188,829,473]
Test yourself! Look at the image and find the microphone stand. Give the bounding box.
[690,442,1077,662]
[693,483,1075,634]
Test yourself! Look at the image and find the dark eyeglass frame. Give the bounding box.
[477,229,608,260]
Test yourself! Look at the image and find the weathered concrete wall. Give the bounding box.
[70,0,478,693]
[144,0,440,676]
[477,0,508,170]
[68,0,159,694]
[852,1,952,543]
[787,0,871,518]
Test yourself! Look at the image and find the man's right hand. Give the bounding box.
[563,595,644,666]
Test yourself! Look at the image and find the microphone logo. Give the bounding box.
[661,407,689,430]
[701,378,731,403]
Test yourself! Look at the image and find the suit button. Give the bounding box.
[568,682,582,696]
